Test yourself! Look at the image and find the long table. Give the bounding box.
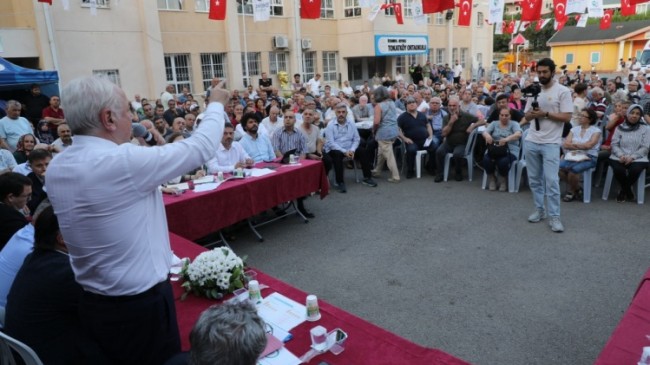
[170,233,470,365]
[595,268,650,364]
[164,160,329,241]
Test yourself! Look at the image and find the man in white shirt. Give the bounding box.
[206,123,253,173]
[51,123,73,151]
[0,101,33,152]
[453,61,464,84]
[307,74,322,96]
[160,84,175,109]
[261,106,284,135]
[46,76,228,364]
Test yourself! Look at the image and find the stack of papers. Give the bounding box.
[250,168,277,177]
[257,293,306,365]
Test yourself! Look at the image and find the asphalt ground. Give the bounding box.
[217,166,650,365]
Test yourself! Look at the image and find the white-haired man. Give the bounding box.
[46,76,228,364]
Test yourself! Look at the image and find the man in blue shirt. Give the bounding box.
[323,103,376,193]
[239,113,276,163]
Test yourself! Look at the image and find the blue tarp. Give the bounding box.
[0,57,59,91]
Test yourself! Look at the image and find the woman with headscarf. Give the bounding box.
[609,104,650,202]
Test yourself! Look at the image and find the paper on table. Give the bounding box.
[193,175,215,184]
[259,333,284,359]
[257,292,306,332]
[423,137,433,147]
[250,168,277,177]
[166,182,189,191]
[193,182,220,193]
[258,347,301,365]
[265,321,293,342]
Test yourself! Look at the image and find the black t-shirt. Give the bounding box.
[487,108,524,123]
[398,111,429,142]
[259,78,272,89]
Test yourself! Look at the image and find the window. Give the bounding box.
[269,52,289,75]
[321,0,334,19]
[384,0,396,15]
[408,54,417,66]
[200,53,227,91]
[322,52,338,82]
[637,3,649,13]
[434,13,444,25]
[452,48,458,64]
[477,12,483,26]
[565,53,574,64]
[237,1,253,14]
[344,0,361,17]
[436,49,445,64]
[157,0,182,10]
[396,55,405,74]
[82,0,110,7]
[195,0,208,12]
[302,51,317,82]
[428,49,434,62]
[164,54,193,93]
[590,52,600,64]
[240,52,261,86]
[461,48,468,68]
[404,0,415,17]
[92,69,120,86]
[270,0,283,16]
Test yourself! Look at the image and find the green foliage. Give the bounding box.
[493,11,650,52]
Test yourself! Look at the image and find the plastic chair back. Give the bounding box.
[0,331,43,365]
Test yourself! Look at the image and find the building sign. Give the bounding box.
[374,35,429,56]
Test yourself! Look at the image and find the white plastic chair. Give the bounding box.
[580,167,596,203]
[481,163,517,193]
[443,129,478,182]
[514,129,529,192]
[601,166,646,204]
[0,331,43,365]
[415,150,428,178]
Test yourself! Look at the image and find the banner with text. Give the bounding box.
[374,35,429,56]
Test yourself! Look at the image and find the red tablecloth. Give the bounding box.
[164,160,329,240]
[169,232,470,365]
[595,268,650,365]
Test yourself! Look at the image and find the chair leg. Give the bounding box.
[508,164,517,193]
[467,156,474,182]
[582,168,593,203]
[636,169,646,204]
[601,166,614,201]
[443,154,451,182]
[481,170,488,189]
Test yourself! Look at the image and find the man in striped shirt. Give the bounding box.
[588,87,608,120]
[272,107,307,159]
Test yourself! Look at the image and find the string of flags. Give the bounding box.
[36,0,650,32]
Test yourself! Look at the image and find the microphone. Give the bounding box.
[132,123,157,146]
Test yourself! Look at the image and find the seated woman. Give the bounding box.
[559,108,601,202]
[609,104,650,202]
[12,134,36,164]
[482,107,522,191]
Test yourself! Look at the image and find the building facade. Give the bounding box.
[1,0,492,99]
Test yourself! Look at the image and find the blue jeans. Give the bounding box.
[525,142,561,218]
[559,156,596,174]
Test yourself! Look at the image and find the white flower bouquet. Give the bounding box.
[180,247,246,300]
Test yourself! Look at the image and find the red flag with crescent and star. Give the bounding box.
[621,0,636,16]
[458,0,473,26]
[300,0,322,19]
[209,0,226,20]
[379,3,404,24]
[521,0,542,21]
[37,0,52,3]
[600,9,613,29]
[422,0,455,13]
[552,0,568,22]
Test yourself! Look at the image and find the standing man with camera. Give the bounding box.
[523,58,573,233]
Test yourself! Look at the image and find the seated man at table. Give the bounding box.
[165,301,267,365]
[272,108,314,218]
[239,113,276,163]
[206,122,253,173]
[352,94,374,123]
[0,172,31,249]
[323,102,377,193]
[398,97,436,179]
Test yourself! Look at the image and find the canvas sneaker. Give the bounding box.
[549,217,564,233]
[527,209,546,223]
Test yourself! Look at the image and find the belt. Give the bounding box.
[83,279,169,303]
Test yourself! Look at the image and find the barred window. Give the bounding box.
[164,54,193,93]
[157,0,182,10]
[200,53,227,91]
[269,52,289,75]
[92,69,121,86]
[322,52,338,82]
[241,52,261,87]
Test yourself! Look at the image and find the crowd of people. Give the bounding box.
[0,55,649,363]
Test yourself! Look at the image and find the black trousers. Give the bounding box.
[325,147,373,184]
[79,280,181,365]
[610,160,649,194]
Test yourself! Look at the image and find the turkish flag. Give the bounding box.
[504,20,516,34]
[555,17,567,30]
[422,0,455,13]
[552,0,567,22]
[393,3,404,24]
[521,0,542,21]
[621,0,636,16]
[301,0,321,19]
[458,0,473,26]
[209,0,226,20]
[600,9,613,29]
[37,0,52,3]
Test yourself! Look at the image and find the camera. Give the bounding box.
[521,82,541,98]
